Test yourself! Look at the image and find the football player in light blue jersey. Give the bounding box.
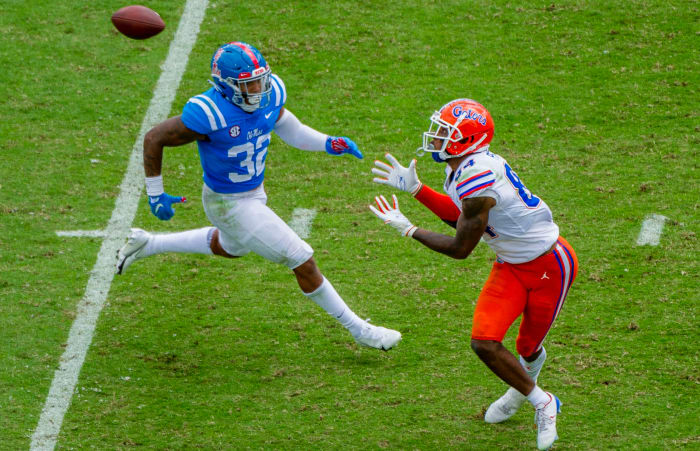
[117,42,401,351]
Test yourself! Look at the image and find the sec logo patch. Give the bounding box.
[229,125,241,138]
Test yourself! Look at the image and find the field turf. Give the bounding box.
[1,0,698,449]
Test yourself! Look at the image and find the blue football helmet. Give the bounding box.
[210,42,272,112]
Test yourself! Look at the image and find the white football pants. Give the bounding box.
[202,183,313,269]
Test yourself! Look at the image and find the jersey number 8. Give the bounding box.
[504,163,541,208]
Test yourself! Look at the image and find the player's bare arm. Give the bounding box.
[412,196,496,259]
[143,116,207,176]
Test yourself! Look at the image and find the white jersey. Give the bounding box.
[444,147,559,264]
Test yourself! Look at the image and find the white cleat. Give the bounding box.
[116,228,151,275]
[354,321,401,351]
[484,387,526,423]
[535,392,561,450]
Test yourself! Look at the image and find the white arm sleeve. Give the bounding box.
[273,109,328,151]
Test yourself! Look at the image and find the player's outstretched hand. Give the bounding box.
[325,136,363,159]
[369,194,417,237]
[372,153,422,195]
[148,193,186,220]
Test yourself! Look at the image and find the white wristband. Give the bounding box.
[145,175,164,196]
[411,182,424,197]
[403,225,418,237]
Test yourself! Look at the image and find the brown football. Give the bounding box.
[111,5,165,40]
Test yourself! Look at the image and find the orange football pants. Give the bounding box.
[471,237,578,357]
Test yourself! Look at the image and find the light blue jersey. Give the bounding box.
[181,74,287,193]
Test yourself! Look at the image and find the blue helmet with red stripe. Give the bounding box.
[210,42,271,112]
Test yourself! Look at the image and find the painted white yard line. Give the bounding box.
[636,213,668,246]
[30,2,208,449]
[55,230,108,238]
[289,208,317,239]
[57,206,317,240]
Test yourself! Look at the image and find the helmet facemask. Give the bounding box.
[420,111,487,160]
[213,68,271,112]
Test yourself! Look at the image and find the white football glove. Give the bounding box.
[372,153,423,195]
[369,194,417,237]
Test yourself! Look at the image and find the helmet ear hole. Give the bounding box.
[458,135,474,144]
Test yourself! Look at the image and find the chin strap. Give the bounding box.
[432,152,447,163]
[418,132,489,162]
[438,133,489,161]
[461,133,488,154]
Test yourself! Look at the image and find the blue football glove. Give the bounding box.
[148,193,186,220]
[325,136,363,159]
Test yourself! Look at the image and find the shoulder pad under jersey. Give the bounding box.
[182,90,229,134]
[269,74,287,109]
[454,158,497,201]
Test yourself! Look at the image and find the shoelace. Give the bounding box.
[535,407,555,429]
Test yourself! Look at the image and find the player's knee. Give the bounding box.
[293,257,324,293]
[470,339,500,357]
[294,257,319,277]
[210,229,236,258]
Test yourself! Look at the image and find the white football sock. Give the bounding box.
[142,227,215,257]
[527,385,551,408]
[520,346,547,383]
[303,277,364,337]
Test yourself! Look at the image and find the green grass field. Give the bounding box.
[1,0,698,449]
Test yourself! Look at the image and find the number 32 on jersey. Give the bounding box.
[227,133,270,183]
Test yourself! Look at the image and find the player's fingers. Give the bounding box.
[409,159,417,171]
[384,153,401,168]
[391,194,400,209]
[374,160,393,172]
[378,195,392,211]
[373,196,388,214]
[372,177,390,185]
[371,167,390,177]
[368,205,383,219]
[373,196,382,211]
[165,194,184,204]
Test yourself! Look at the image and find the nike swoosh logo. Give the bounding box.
[265,112,273,119]
[155,204,163,213]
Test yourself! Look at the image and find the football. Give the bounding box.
[111,5,165,40]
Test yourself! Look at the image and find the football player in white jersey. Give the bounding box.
[370,99,578,449]
[116,42,401,351]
